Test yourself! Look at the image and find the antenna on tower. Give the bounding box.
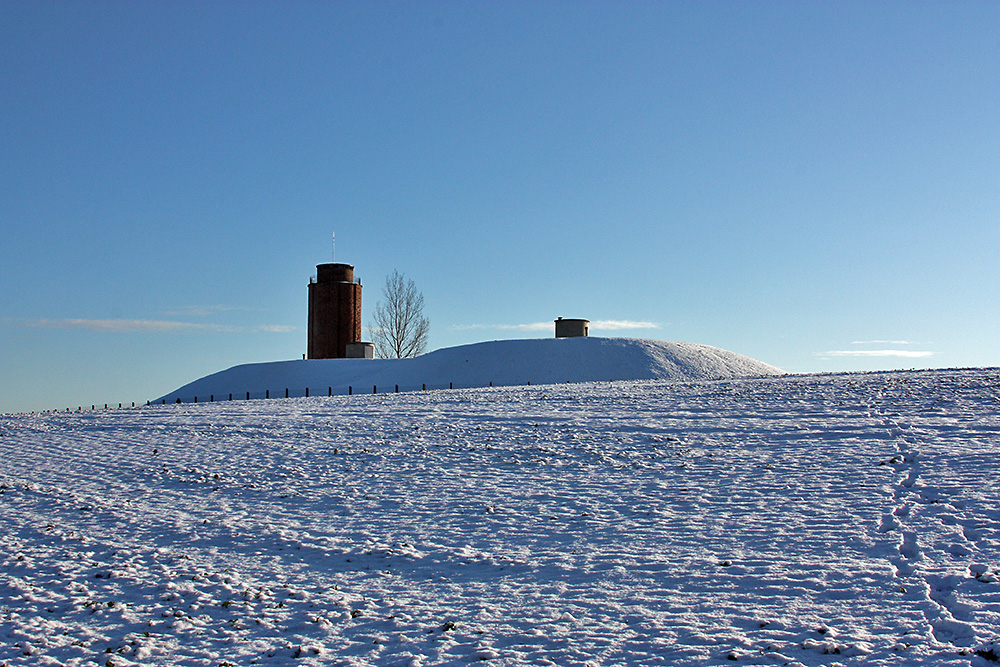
[331,232,335,262]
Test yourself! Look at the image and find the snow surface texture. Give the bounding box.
[2,369,999,666]
[154,337,785,404]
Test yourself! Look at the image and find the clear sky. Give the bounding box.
[2,1,997,414]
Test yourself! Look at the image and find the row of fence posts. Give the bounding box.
[27,380,538,414]
[56,402,139,413]
[154,379,527,405]
[30,379,540,413]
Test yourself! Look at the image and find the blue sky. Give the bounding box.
[2,1,997,413]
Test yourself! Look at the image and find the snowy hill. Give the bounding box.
[2,368,998,666]
[155,337,784,403]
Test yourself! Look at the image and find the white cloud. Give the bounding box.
[450,320,660,333]
[850,340,918,346]
[162,305,259,317]
[10,318,239,333]
[255,325,298,333]
[450,322,552,332]
[6,317,300,334]
[591,320,660,330]
[825,349,933,358]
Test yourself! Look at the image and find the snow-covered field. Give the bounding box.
[2,368,999,666]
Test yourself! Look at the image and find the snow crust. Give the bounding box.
[155,337,785,403]
[2,368,999,666]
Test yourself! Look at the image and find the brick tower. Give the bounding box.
[307,262,362,359]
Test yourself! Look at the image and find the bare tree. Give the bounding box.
[368,270,429,358]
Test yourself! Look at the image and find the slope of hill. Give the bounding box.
[155,337,784,403]
[2,368,998,666]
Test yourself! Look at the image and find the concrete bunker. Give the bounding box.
[555,317,589,338]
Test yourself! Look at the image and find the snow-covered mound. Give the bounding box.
[156,337,783,403]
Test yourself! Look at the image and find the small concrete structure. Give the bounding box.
[555,317,589,338]
[346,342,375,359]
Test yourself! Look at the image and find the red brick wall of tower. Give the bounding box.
[308,263,362,359]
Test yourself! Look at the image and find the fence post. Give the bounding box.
[229,393,232,401]
[395,384,398,393]
[450,382,453,389]
[423,383,426,391]
[349,386,352,395]
[285,388,289,398]
[373,385,377,394]
[328,387,331,396]
[246,391,250,400]
[305,387,309,398]
[266,390,269,399]
[210,395,214,402]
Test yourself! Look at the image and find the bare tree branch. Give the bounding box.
[368,270,429,359]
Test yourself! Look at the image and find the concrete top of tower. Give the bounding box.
[315,263,355,284]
